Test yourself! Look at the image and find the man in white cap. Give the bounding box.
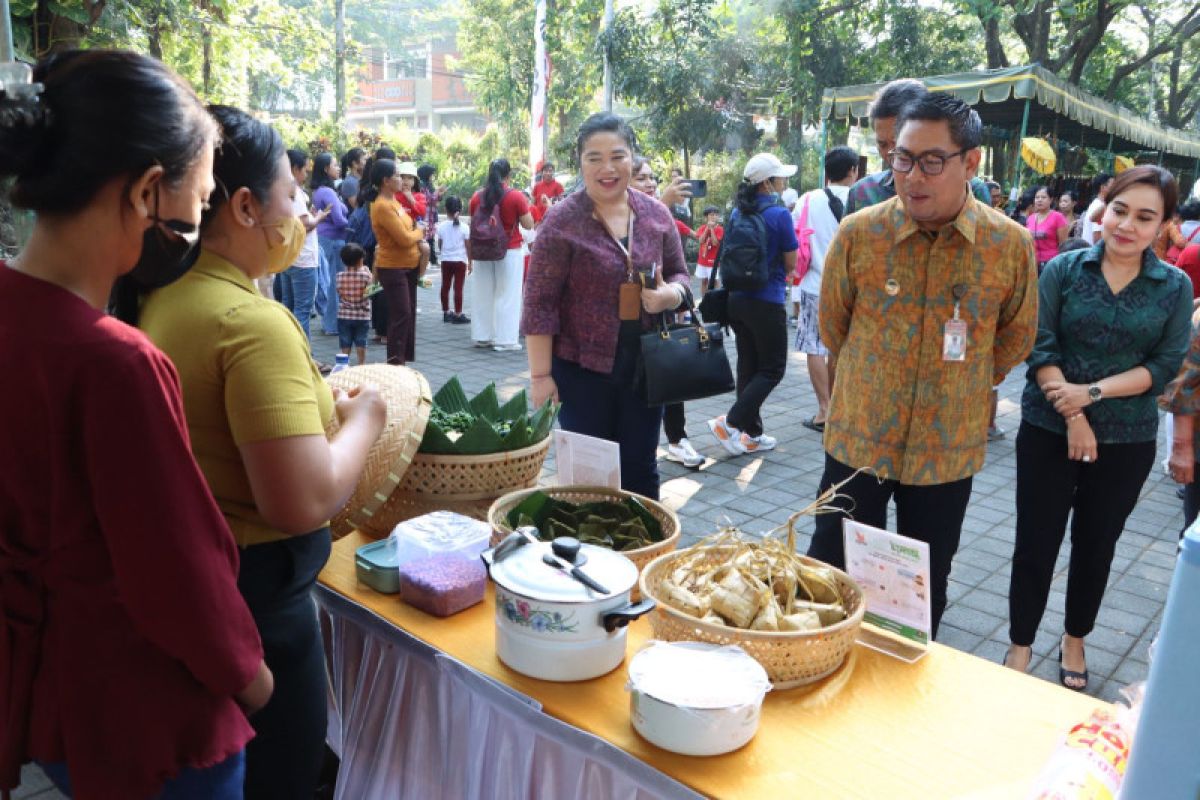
[707,153,800,456]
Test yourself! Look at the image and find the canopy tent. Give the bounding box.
[818,65,1200,195]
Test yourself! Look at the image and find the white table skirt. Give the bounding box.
[316,585,703,800]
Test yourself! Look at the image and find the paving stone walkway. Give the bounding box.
[14,266,1183,797]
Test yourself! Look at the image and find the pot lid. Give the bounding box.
[324,365,432,535]
[628,642,770,708]
[488,535,638,604]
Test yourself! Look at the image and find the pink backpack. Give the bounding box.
[793,194,815,284]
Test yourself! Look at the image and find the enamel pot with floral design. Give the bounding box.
[481,530,656,682]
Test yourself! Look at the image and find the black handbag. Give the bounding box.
[697,286,729,328]
[639,292,735,406]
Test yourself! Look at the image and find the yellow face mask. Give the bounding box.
[259,215,307,274]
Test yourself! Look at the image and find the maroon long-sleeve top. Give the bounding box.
[0,265,263,799]
[521,187,690,374]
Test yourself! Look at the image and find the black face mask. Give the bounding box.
[126,191,201,290]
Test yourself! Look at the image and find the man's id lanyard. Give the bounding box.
[943,283,968,361]
[595,208,642,321]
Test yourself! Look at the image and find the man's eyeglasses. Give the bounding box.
[889,148,969,176]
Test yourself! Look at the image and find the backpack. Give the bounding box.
[345,205,376,253]
[824,188,845,222]
[717,208,770,292]
[470,190,511,261]
[794,195,815,283]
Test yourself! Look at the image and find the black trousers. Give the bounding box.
[807,454,973,638]
[725,295,788,437]
[1009,422,1155,645]
[553,355,664,500]
[379,267,417,365]
[238,530,333,800]
[663,403,687,444]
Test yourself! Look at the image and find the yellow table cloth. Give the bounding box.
[320,531,1107,799]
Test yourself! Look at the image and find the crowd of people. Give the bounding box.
[2,47,1200,799]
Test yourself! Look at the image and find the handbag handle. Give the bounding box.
[655,283,714,347]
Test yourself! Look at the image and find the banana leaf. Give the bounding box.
[498,390,529,423]
[418,423,460,455]
[530,401,558,442]
[432,376,472,414]
[624,497,663,542]
[500,422,533,452]
[506,491,554,530]
[468,383,501,421]
[451,415,505,455]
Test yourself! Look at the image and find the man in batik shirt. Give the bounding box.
[807,93,1038,637]
[846,79,993,215]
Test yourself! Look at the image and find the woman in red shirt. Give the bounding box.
[0,50,269,799]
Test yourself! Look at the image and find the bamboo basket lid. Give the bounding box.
[325,364,432,535]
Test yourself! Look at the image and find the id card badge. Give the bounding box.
[943,285,968,362]
[619,281,642,320]
[943,318,967,361]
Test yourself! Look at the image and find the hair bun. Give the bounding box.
[0,98,51,178]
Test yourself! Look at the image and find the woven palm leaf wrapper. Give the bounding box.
[325,364,432,539]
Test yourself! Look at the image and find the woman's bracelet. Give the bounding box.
[1066,412,1085,423]
[531,374,551,381]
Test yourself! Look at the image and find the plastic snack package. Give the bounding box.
[1026,684,1144,800]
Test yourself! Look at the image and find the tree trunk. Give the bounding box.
[202,24,212,96]
[33,0,93,57]
[981,14,1008,70]
[335,0,346,122]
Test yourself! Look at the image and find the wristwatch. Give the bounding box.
[1088,384,1103,403]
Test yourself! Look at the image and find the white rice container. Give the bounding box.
[627,641,771,756]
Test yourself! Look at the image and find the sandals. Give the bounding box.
[1058,636,1089,692]
[802,416,826,433]
[1001,645,1032,673]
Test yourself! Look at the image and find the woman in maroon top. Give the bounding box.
[0,51,270,799]
[522,114,690,499]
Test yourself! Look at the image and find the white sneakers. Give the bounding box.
[664,438,704,468]
[707,416,747,455]
[707,416,777,456]
[740,433,777,453]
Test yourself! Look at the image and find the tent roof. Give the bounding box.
[820,65,1200,165]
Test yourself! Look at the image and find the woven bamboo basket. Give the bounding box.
[326,365,554,539]
[638,545,865,689]
[325,365,432,540]
[364,438,552,536]
[487,485,681,601]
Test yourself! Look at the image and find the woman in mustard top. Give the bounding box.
[367,159,425,365]
[138,106,386,799]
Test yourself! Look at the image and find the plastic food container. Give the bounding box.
[627,641,771,756]
[355,540,402,594]
[390,511,492,565]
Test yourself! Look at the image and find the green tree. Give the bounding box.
[457,0,603,154]
[607,0,732,174]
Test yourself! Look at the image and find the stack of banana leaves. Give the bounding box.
[418,377,559,455]
[505,490,664,551]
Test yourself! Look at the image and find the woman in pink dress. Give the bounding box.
[1026,185,1069,272]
